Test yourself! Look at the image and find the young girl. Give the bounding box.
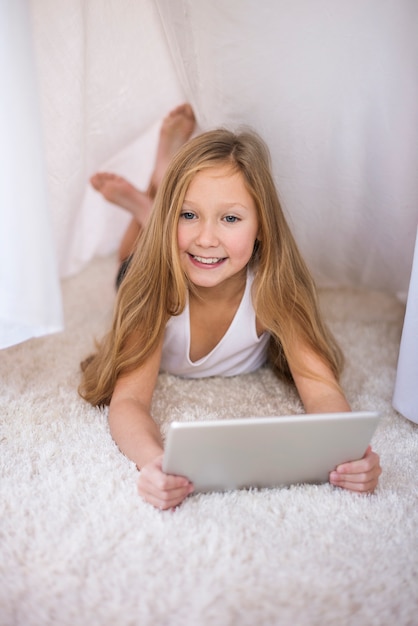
[80,125,381,509]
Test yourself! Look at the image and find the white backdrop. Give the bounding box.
[393,227,418,423]
[1,0,417,418]
[30,0,183,278]
[0,0,63,348]
[156,0,418,296]
[29,0,418,292]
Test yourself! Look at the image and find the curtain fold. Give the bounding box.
[30,0,184,279]
[393,228,418,424]
[156,0,418,295]
[0,0,63,349]
[3,0,418,368]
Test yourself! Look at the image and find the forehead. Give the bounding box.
[185,165,254,205]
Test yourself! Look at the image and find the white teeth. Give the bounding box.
[193,255,222,265]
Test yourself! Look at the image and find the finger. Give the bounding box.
[151,488,193,510]
[329,473,378,494]
[138,468,193,493]
[138,482,194,510]
[336,448,380,474]
[330,461,382,484]
[329,463,381,492]
[139,468,192,495]
[138,467,194,509]
[140,456,191,488]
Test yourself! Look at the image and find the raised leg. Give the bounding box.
[91,103,196,269]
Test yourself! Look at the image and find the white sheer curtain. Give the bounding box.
[393,228,418,424]
[155,0,418,295]
[25,0,418,293]
[3,1,417,420]
[30,0,184,278]
[0,0,63,348]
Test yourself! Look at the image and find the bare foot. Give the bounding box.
[149,103,196,196]
[90,172,152,225]
[90,104,195,262]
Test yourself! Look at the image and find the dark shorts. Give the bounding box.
[115,255,133,289]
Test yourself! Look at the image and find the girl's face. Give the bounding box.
[177,165,259,290]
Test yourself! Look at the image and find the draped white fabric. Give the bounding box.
[27,0,418,292]
[155,0,418,295]
[3,1,417,419]
[0,0,63,348]
[393,228,418,424]
[30,0,183,278]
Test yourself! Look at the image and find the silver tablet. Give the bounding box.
[162,411,381,493]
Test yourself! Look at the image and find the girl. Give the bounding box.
[80,127,381,509]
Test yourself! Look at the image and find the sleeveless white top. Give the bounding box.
[160,272,270,378]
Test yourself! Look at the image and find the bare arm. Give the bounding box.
[108,337,193,508]
[108,339,164,468]
[290,344,351,415]
[290,341,381,493]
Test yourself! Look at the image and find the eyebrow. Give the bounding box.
[182,199,251,211]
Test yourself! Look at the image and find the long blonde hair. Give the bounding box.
[79,128,343,406]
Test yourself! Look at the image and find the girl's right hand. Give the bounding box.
[137,455,194,510]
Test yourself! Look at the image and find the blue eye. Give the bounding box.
[224,215,239,223]
[180,211,196,220]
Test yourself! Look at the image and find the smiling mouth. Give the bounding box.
[190,254,225,265]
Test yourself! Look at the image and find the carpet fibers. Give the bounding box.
[1,255,417,626]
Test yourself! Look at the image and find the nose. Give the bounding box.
[195,220,219,248]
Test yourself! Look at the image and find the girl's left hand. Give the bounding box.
[329,446,382,494]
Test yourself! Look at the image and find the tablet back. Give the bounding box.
[162,411,380,493]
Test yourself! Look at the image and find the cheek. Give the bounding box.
[233,228,259,259]
[241,242,258,262]
[177,225,187,253]
[177,225,196,258]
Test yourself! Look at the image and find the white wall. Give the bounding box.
[2,0,417,347]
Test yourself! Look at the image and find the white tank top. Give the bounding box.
[160,272,270,378]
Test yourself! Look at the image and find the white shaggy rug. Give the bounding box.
[1,255,417,626]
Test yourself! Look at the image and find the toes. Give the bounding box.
[90,172,118,190]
